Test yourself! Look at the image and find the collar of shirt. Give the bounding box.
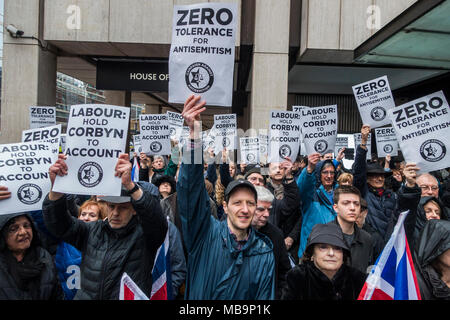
[229,227,251,250]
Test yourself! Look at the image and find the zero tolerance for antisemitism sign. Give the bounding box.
[301,105,338,156]
[167,111,184,141]
[53,105,130,196]
[169,2,237,106]
[269,111,301,163]
[29,106,56,129]
[375,126,398,158]
[139,114,171,156]
[239,137,259,164]
[354,133,372,160]
[21,124,62,162]
[0,142,54,215]
[388,90,450,173]
[352,75,396,128]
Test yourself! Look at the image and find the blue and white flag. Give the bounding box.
[131,156,140,183]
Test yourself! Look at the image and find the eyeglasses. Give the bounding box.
[419,185,439,192]
[7,222,32,234]
[321,171,335,176]
[248,176,265,184]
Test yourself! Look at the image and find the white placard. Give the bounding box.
[140,114,171,156]
[258,133,269,164]
[52,104,130,196]
[22,124,61,162]
[60,134,67,154]
[352,75,395,128]
[132,135,143,153]
[301,105,338,155]
[354,133,372,161]
[214,114,237,154]
[268,111,301,162]
[388,90,450,173]
[0,142,53,215]
[239,136,260,164]
[167,111,184,141]
[168,2,238,106]
[202,130,215,152]
[29,106,56,129]
[335,136,348,156]
[375,126,398,158]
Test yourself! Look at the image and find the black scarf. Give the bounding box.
[5,247,44,299]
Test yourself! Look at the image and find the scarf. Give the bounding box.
[5,247,45,299]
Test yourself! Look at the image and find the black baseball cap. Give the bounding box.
[224,179,257,202]
[97,185,131,204]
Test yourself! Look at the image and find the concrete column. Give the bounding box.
[0,0,57,144]
[249,0,290,132]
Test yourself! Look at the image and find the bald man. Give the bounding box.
[416,173,439,198]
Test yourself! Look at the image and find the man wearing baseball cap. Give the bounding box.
[177,95,275,300]
[42,153,167,299]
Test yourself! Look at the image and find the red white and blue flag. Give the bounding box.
[131,156,140,182]
[119,272,149,300]
[150,228,172,300]
[358,210,421,300]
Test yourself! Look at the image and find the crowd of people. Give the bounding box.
[0,95,449,300]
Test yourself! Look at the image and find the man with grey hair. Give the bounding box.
[252,185,293,299]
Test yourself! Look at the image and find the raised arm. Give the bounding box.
[177,95,212,252]
[296,153,320,212]
[352,125,371,195]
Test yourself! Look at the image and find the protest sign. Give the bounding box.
[352,76,395,128]
[335,136,349,156]
[29,106,56,129]
[258,133,269,164]
[202,130,215,152]
[168,2,237,106]
[239,136,259,164]
[140,114,171,156]
[167,111,184,141]
[60,134,67,154]
[179,126,191,149]
[0,141,53,215]
[354,133,372,160]
[52,104,130,196]
[388,90,450,173]
[375,126,398,158]
[301,105,338,155]
[268,111,301,163]
[22,124,61,162]
[214,114,237,154]
[132,134,143,154]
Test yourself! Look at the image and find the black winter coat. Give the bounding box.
[353,145,397,242]
[42,186,167,300]
[281,261,366,300]
[0,213,63,300]
[258,222,292,299]
[414,220,450,300]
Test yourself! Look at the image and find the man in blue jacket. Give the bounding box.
[177,95,275,300]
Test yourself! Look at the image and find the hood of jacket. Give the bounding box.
[416,219,450,268]
[0,212,41,252]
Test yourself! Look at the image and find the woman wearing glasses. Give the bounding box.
[0,212,63,300]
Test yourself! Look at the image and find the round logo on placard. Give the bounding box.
[185,62,214,93]
[169,127,176,138]
[420,139,446,162]
[78,162,103,188]
[279,145,292,159]
[260,146,266,154]
[371,107,387,121]
[314,140,328,153]
[150,141,163,153]
[17,183,42,205]
[246,153,256,163]
[222,137,230,148]
[383,144,393,154]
